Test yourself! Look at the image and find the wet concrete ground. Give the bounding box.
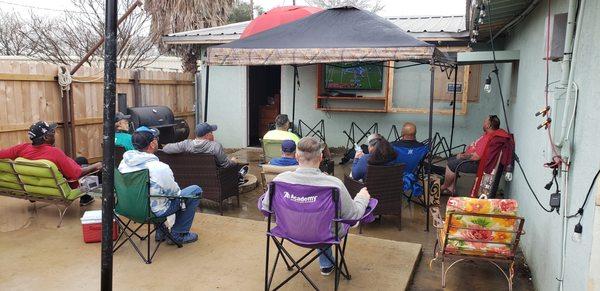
[224,148,535,291]
[0,148,535,290]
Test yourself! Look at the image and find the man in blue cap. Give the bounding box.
[118,126,202,244]
[269,140,299,166]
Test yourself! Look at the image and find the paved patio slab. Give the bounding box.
[0,205,421,291]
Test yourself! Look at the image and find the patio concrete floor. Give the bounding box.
[0,148,535,290]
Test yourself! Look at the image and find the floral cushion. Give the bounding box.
[442,197,520,258]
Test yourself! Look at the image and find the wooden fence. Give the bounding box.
[0,60,196,162]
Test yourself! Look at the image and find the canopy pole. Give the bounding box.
[292,65,298,123]
[204,65,210,122]
[426,62,435,232]
[101,0,117,290]
[450,64,458,151]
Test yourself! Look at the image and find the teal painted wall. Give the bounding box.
[279,63,510,149]
[500,0,600,290]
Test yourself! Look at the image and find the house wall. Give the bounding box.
[202,61,511,150]
[201,65,248,148]
[279,63,510,149]
[500,0,600,290]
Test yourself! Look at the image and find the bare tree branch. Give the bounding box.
[305,0,385,13]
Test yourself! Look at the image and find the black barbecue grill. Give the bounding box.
[127,106,190,144]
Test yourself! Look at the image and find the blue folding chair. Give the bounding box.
[392,144,429,203]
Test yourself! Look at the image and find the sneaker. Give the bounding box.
[79,194,95,206]
[320,266,334,276]
[238,165,249,176]
[167,232,199,245]
[155,229,171,243]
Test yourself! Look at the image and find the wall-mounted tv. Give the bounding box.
[324,62,384,90]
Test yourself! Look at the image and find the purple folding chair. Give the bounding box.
[259,181,377,291]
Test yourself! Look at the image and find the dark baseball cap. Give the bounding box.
[115,112,130,122]
[281,140,296,153]
[195,122,218,137]
[28,121,57,140]
[132,126,159,150]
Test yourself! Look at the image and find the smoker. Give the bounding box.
[127,106,190,144]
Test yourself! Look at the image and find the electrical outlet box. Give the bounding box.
[550,192,561,209]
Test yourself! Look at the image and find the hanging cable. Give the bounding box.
[515,155,554,213]
[566,169,600,219]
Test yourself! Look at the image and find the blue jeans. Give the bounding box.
[157,185,202,234]
[319,247,334,269]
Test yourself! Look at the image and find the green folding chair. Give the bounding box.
[261,139,284,163]
[113,169,182,264]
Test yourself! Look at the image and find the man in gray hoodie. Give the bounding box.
[162,122,239,169]
[261,136,371,276]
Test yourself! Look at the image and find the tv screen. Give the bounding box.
[324,62,384,90]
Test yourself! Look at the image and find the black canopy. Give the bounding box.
[206,7,449,66]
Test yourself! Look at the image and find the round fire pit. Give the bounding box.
[239,174,258,193]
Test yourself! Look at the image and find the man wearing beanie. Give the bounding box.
[118,126,202,244]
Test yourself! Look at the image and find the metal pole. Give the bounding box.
[204,66,210,122]
[426,62,435,232]
[101,0,117,289]
[292,65,297,123]
[450,64,458,151]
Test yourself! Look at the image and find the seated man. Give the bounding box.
[391,122,425,149]
[0,121,102,206]
[262,114,300,144]
[440,115,501,195]
[262,136,371,275]
[162,122,248,183]
[114,112,134,151]
[269,140,298,166]
[118,126,202,244]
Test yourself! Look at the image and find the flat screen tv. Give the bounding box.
[324,62,384,90]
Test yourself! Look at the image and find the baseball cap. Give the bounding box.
[115,112,131,122]
[28,121,57,140]
[132,126,159,150]
[195,122,218,137]
[281,140,296,153]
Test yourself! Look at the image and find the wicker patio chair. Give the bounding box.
[344,163,404,232]
[155,151,240,215]
[430,197,525,290]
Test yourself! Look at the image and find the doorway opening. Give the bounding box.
[248,65,281,146]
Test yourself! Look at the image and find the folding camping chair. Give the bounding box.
[342,122,378,150]
[261,139,285,164]
[113,169,186,264]
[392,143,430,203]
[297,119,326,143]
[259,181,377,290]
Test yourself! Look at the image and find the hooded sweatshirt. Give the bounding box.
[118,150,181,215]
[162,139,233,168]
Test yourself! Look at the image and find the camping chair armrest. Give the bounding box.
[337,198,378,225]
[257,193,273,217]
[149,193,201,200]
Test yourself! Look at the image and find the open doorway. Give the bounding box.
[248,65,281,146]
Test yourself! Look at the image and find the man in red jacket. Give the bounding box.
[440,115,501,195]
[0,121,102,205]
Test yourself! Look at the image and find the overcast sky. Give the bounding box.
[1,0,466,17]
